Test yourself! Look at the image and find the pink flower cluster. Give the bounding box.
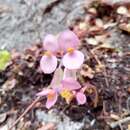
[40,30,84,74]
[37,77,87,109]
[37,30,87,109]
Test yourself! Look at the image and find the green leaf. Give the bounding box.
[0,50,11,71]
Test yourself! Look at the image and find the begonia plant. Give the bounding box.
[37,30,90,109]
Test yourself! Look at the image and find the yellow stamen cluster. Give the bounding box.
[61,90,73,102]
[67,48,74,54]
[44,51,52,57]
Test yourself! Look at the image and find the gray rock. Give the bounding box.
[35,109,85,130]
[0,0,86,51]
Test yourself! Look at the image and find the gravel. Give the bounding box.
[35,109,86,130]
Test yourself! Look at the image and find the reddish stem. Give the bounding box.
[9,97,40,130]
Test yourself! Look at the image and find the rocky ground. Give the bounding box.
[0,0,86,51]
[0,0,90,130]
[0,0,130,130]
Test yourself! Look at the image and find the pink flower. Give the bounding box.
[58,30,84,69]
[76,92,86,105]
[40,30,84,74]
[62,50,84,69]
[40,34,58,74]
[37,88,58,109]
[61,78,81,90]
[40,54,57,74]
[58,30,80,51]
[60,78,86,105]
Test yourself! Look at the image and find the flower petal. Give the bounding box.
[76,92,86,105]
[58,30,80,51]
[61,78,81,90]
[62,50,84,69]
[50,68,63,87]
[36,89,51,96]
[63,68,77,80]
[40,55,57,74]
[43,34,58,53]
[46,91,58,109]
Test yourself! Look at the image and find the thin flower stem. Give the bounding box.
[8,97,40,130]
[109,116,130,128]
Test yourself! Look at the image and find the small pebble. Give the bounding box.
[79,22,88,30]
[95,18,104,28]
[88,8,97,15]
[86,38,98,45]
[117,6,128,15]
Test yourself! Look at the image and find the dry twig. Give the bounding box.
[108,116,130,128]
[9,97,40,130]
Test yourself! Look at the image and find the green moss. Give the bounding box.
[0,50,11,71]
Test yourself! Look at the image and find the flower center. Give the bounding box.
[44,51,52,57]
[67,48,74,54]
[61,89,73,100]
[47,91,55,100]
